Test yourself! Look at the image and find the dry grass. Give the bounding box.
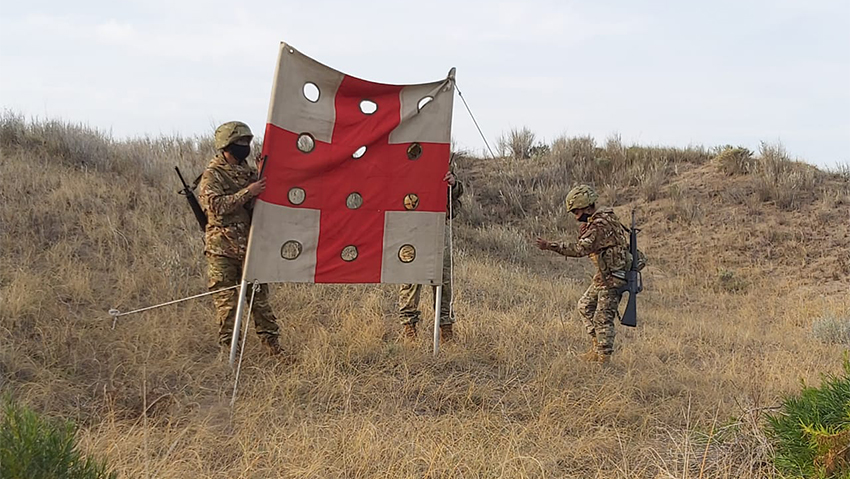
[496,127,538,160]
[1,114,849,478]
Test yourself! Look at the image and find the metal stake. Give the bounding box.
[433,285,442,355]
[229,279,249,367]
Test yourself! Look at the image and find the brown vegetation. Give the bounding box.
[2,115,848,477]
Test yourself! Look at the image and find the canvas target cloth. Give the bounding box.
[242,42,455,285]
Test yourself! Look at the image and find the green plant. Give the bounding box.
[1,397,116,479]
[766,359,850,478]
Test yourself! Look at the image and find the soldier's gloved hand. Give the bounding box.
[443,171,457,187]
[247,177,267,197]
[535,237,552,251]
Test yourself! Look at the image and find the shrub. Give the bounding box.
[767,360,850,478]
[528,143,550,158]
[0,111,215,184]
[716,269,748,293]
[1,397,116,479]
[497,127,536,159]
[836,163,850,183]
[666,185,703,224]
[753,142,821,210]
[813,314,850,347]
[714,146,754,175]
[635,158,670,201]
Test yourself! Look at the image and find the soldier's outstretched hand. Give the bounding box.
[247,177,267,197]
[535,237,552,251]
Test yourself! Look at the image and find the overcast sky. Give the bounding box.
[1,0,848,168]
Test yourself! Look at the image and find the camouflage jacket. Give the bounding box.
[552,207,629,288]
[197,154,258,260]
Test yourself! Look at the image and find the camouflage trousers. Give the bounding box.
[576,281,624,357]
[398,236,453,326]
[206,254,279,346]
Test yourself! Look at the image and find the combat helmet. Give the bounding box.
[565,184,598,212]
[214,121,253,150]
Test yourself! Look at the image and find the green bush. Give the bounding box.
[0,397,116,479]
[767,360,850,478]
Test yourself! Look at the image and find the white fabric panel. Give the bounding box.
[243,200,320,283]
[266,43,344,143]
[388,78,455,144]
[381,211,445,285]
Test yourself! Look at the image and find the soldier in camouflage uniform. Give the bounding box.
[198,121,281,355]
[398,172,463,342]
[535,185,630,364]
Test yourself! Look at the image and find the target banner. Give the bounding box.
[242,42,455,284]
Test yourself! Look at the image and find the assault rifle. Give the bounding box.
[175,167,207,232]
[619,210,643,327]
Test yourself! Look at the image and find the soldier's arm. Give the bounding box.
[551,226,598,258]
[450,180,464,200]
[198,170,254,216]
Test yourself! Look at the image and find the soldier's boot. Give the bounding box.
[439,324,454,343]
[596,353,611,366]
[580,337,598,362]
[260,335,282,356]
[402,323,417,339]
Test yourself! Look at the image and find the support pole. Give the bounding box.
[229,279,249,367]
[433,285,442,355]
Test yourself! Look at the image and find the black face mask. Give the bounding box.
[227,144,251,162]
[578,213,591,223]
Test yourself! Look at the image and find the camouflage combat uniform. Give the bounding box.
[398,180,464,327]
[198,153,280,346]
[551,208,629,358]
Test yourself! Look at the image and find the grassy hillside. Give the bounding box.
[1,114,848,478]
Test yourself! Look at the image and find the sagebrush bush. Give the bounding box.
[767,360,850,478]
[547,134,708,193]
[714,146,755,175]
[716,269,748,293]
[836,163,850,183]
[666,185,703,224]
[753,142,822,210]
[0,111,216,184]
[497,126,537,159]
[813,315,850,347]
[1,397,116,479]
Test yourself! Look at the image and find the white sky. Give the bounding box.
[1,0,848,168]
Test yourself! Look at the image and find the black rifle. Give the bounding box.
[620,210,643,327]
[175,167,207,232]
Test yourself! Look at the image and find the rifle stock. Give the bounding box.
[621,289,637,327]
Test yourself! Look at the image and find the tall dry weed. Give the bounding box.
[752,142,822,210]
[496,126,537,159]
